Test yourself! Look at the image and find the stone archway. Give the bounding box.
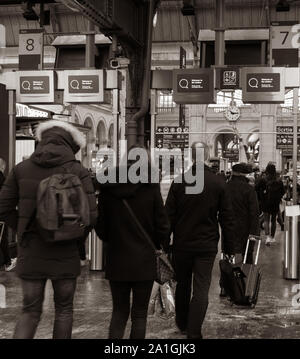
[96,121,107,150]
[214,128,240,164]
[246,130,260,165]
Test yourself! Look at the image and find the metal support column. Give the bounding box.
[150,89,157,149]
[215,0,225,67]
[112,88,120,165]
[8,90,16,172]
[293,88,299,204]
[85,21,95,68]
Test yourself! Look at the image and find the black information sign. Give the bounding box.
[177,74,209,93]
[276,126,300,149]
[173,69,215,104]
[20,76,50,94]
[223,149,239,162]
[246,73,280,92]
[216,68,240,90]
[156,126,189,149]
[68,75,99,93]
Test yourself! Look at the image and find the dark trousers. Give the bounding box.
[14,278,77,339]
[173,251,216,339]
[109,280,154,339]
[0,224,11,266]
[263,212,277,237]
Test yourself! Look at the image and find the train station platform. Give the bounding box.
[1,227,300,340]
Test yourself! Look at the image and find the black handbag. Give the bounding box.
[123,199,175,285]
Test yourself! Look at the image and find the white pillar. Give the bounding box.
[260,104,277,170]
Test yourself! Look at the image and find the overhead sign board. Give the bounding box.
[16,71,55,103]
[156,126,189,150]
[223,149,239,162]
[215,67,240,90]
[271,21,299,67]
[241,67,285,104]
[276,126,300,149]
[18,29,44,70]
[173,69,215,104]
[246,73,280,92]
[64,70,104,103]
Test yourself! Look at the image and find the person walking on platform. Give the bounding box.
[226,163,260,263]
[165,142,236,339]
[255,163,285,245]
[95,153,170,339]
[0,121,97,339]
[0,158,16,272]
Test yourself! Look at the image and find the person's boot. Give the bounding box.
[219,287,227,297]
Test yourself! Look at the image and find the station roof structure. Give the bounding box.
[1,0,300,47]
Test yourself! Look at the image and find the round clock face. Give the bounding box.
[224,106,240,122]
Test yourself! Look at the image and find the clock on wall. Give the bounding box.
[224,105,241,122]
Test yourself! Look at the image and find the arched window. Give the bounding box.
[96,121,107,149]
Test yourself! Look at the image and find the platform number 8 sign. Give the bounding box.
[18,30,44,70]
[26,38,35,52]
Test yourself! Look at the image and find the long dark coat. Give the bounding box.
[226,175,260,253]
[0,124,97,280]
[95,173,170,282]
[165,164,236,255]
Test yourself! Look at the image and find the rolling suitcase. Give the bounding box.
[219,236,262,308]
[241,236,262,308]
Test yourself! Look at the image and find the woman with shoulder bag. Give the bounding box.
[95,150,170,339]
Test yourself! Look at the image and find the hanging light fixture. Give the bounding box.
[276,0,290,12]
[22,1,39,21]
[181,0,195,16]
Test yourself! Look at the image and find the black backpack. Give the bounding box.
[36,173,91,243]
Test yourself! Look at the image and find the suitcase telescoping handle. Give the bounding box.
[243,235,261,265]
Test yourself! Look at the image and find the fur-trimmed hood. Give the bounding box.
[31,120,86,168]
[35,120,86,149]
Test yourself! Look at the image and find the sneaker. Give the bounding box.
[5,258,17,272]
[269,237,276,244]
[265,236,272,245]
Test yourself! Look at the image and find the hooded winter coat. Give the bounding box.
[226,175,260,253]
[95,167,170,282]
[0,120,97,280]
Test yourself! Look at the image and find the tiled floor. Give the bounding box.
[1,228,300,339]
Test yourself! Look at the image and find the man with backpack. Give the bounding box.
[0,158,17,271]
[0,120,97,339]
[255,163,285,245]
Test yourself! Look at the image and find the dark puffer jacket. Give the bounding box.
[0,121,97,280]
[95,168,170,282]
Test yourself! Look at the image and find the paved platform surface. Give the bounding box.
[1,227,300,339]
